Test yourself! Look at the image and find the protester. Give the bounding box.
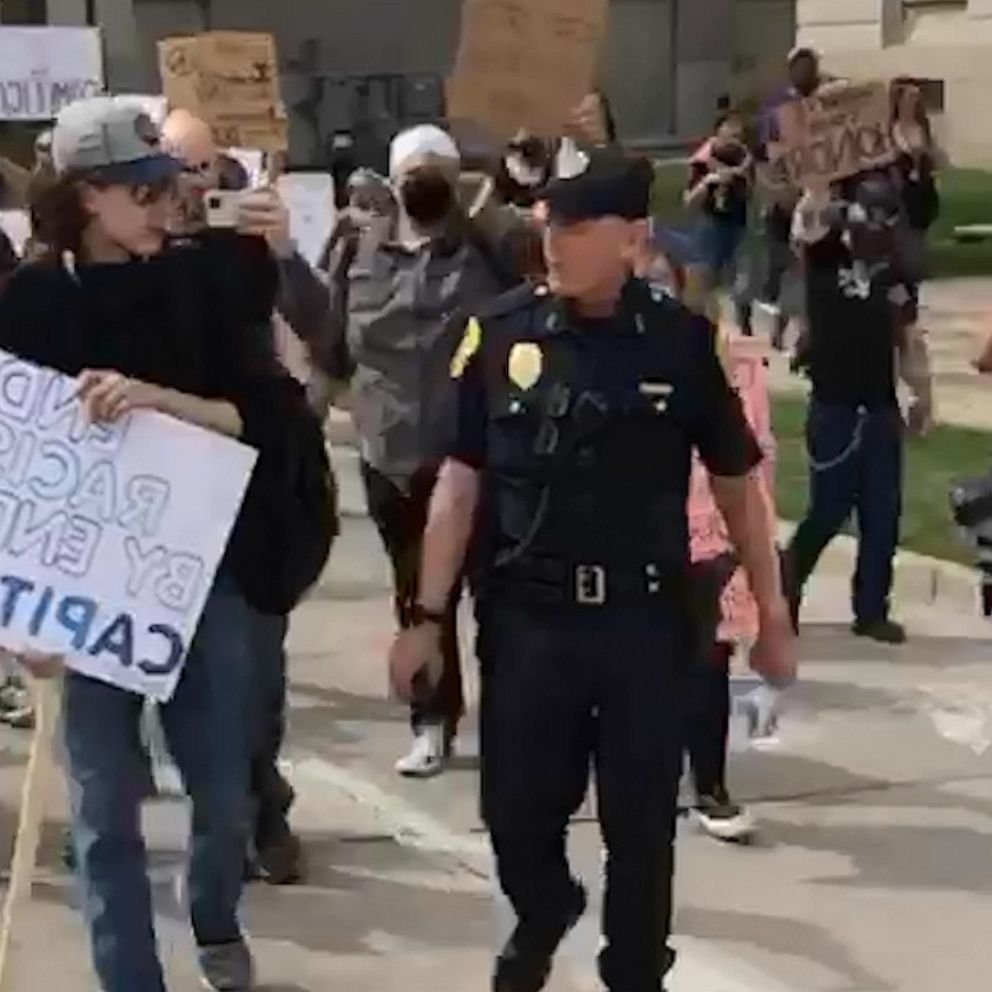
[784,173,933,644]
[317,167,396,273]
[891,78,942,286]
[638,223,765,841]
[388,149,795,992]
[278,124,517,777]
[753,47,826,350]
[161,107,330,885]
[684,111,754,334]
[0,95,323,992]
[496,132,554,209]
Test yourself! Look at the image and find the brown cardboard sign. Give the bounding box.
[774,81,896,187]
[158,32,286,151]
[446,0,610,139]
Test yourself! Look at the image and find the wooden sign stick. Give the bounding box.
[0,676,62,991]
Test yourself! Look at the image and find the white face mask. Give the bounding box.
[504,154,544,189]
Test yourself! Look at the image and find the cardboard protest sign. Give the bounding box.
[689,337,776,643]
[209,115,288,154]
[447,0,610,138]
[0,27,103,121]
[774,81,896,188]
[276,172,336,268]
[0,353,256,701]
[158,32,287,152]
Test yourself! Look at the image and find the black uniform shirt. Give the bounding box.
[446,280,761,569]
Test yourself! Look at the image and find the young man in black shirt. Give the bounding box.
[784,174,933,643]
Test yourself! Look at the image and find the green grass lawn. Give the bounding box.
[771,394,986,565]
[651,162,992,279]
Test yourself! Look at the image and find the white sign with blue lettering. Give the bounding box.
[0,27,104,121]
[0,353,256,701]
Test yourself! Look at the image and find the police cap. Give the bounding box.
[544,151,653,223]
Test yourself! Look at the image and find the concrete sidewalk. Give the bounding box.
[0,444,989,992]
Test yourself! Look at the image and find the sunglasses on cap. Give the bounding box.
[181,159,213,177]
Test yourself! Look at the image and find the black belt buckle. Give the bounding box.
[575,564,607,606]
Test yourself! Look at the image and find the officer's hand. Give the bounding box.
[388,625,443,703]
[751,605,798,688]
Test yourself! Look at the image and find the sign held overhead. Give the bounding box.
[158,31,287,151]
[773,81,897,188]
[446,0,610,139]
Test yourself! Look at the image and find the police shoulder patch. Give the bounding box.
[451,316,483,380]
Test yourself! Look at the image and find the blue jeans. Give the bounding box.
[249,610,292,847]
[696,217,752,333]
[64,576,255,992]
[786,400,904,623]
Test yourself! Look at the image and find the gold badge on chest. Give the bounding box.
[508,342,543,391]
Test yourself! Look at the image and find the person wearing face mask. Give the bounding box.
[280,124,519,777]
[783,173,933,644]
[496,133,553,209]
[0,96,322,992]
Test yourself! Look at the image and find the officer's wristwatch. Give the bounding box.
[410,603,445,627]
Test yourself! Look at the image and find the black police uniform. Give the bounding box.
[444,151,763,992]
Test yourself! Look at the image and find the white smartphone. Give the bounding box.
[204,189,244,229]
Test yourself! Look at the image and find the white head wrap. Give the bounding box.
[389,125,460,179]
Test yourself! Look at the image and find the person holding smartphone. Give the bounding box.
[1,96,317,992]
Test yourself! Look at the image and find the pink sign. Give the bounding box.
[689,336,777,642]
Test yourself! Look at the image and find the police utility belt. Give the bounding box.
[493,557,685,607]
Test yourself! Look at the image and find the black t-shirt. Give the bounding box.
[0,245,310,589]
[804,235,902,407]
[895,151,939,232]
[688,143,750,228]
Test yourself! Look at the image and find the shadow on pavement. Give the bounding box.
[676,905,896,992]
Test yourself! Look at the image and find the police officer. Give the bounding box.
[389,151,796,992]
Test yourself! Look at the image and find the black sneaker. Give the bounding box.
[853,618,907,645]
[695,790,756,843]
[256,830,305,886]
[493,881,586,992]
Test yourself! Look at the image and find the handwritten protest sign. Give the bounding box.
[276,172,336,268]
[447,0,610,138]
[158,32,287,152]
[773,81,896,189]
[689,337,776,643]
[0,353,256,701]
[0,27,103,121]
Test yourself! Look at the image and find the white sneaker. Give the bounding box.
[695,792,756,843]
[395,725,447,778]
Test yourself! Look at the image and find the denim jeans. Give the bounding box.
[786,400,904,624]
[64,576,255,992]
[249,609,292,848]
[696,217,752,333]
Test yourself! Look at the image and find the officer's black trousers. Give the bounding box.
[479,598,686,992]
